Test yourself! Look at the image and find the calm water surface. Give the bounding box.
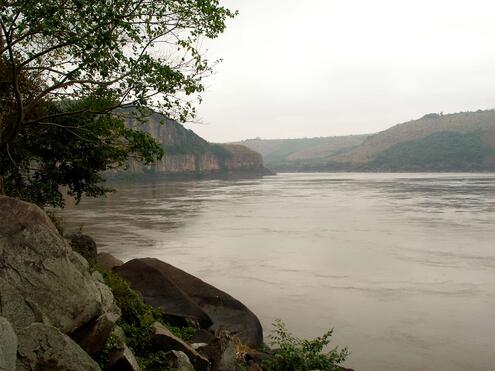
[62,173,495,371]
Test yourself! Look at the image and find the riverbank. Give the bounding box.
[0,195,350,370]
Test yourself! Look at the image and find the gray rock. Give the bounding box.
[92,270,105,283]
[164,350,195,371]
[0,316,17,371]
[97,252,124,271]
[66,232,97,264]
[151,321,210,371]
[218,336,237,371]
[72,280,121,354]
[0,196,119,354]
[114,259,212,328]
[16,323,101,371]
[123,257,263,348]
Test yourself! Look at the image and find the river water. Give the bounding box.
[61,173,495,371]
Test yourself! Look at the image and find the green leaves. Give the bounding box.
[263,320,349,371]
[97,267,196,370]
[0,99,163,207]
[1,0,236,123]
[1,0,235,207]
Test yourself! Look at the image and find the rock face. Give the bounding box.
[16,323,101,371]
[0,317,17,371]
[143,258,263,348]
[71,281,121,356]
[97,252,124,270]
[114,259,212,328]
[122,112,269,177]
[0,196,120,364]
[115,257,263,348]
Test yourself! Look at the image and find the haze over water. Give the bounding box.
[62,173,495,371]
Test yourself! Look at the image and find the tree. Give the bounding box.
[0,0,236,206]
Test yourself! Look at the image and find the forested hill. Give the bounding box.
[238,110,495,172]
[121,112,268,177]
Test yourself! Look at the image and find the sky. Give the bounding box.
[183,0,495,142]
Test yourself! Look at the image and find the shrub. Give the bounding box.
[263,319,349,371]
[97,267,195,370]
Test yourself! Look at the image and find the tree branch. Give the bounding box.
[0,19,23,144]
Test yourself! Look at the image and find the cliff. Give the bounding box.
[124,112,270,178]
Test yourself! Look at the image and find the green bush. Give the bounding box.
[137,351,171,371]
[263,320,349,371]
[97,267,195,370]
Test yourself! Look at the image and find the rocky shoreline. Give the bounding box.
[0,195,350,371]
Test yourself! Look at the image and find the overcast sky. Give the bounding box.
[183,0,495,142]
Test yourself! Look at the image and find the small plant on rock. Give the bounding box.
[97,267,195,370]
[263,319,349,371]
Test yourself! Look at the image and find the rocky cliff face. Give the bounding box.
[125,112,269,177]
[0,196,119,370]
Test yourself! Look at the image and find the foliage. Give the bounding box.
[137,351,171,371]
[210,143,234,161]
[0,0,236,206]
[422,113,441,119]
[262,320,349,371]
[0,0,236,124]
[1,98,163,207]
[96,333,120,368]
[97,267,195,370]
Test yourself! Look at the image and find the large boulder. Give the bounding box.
[16,323,101,371]
[114,259,212,328]
[97,252,124,271]
[0,196,119,354]
[71,281,121,355]
[0,316,17,371]
[118,258,263,348]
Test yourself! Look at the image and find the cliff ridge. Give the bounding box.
[124,112,270,177]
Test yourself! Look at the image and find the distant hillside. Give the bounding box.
[119,112,269,178]
[237,135,368,171]
[331,110,495,166]
[239,110,495,172]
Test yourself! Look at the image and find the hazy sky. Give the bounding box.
[183,0,495,142]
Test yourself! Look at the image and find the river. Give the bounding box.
[61,173,495,371]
